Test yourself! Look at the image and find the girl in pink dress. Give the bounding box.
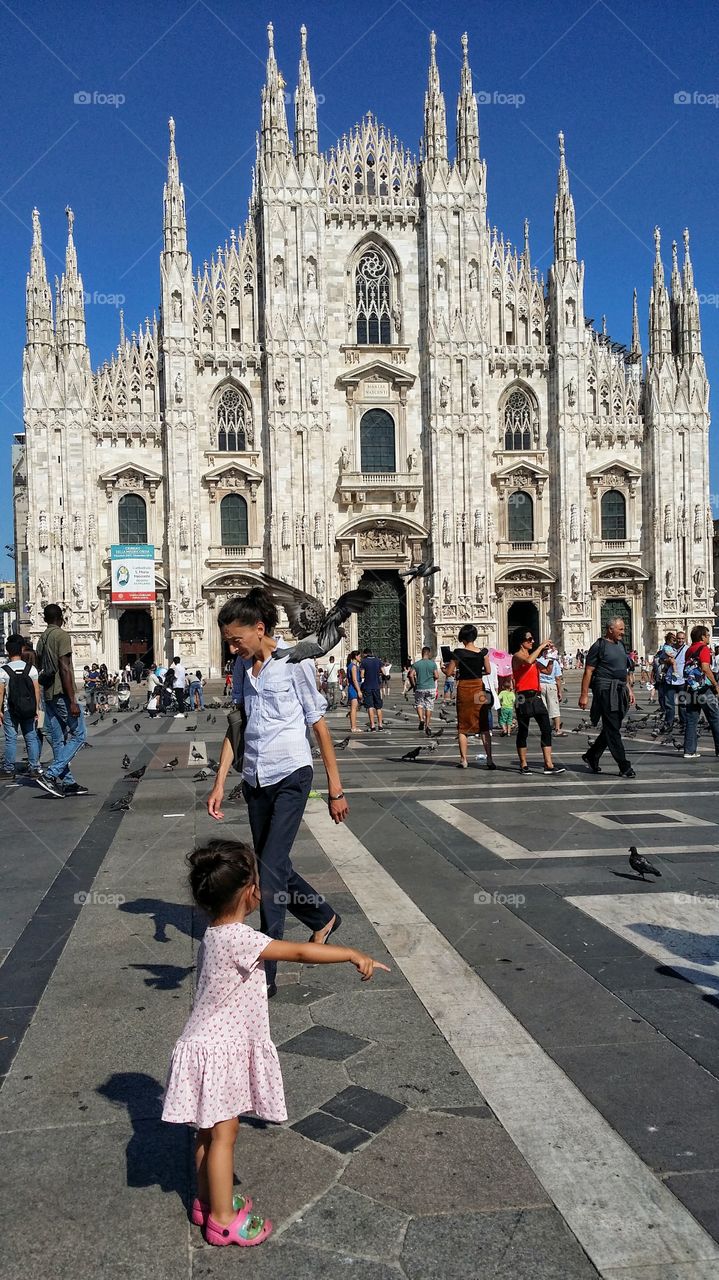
[162,838,389,1248]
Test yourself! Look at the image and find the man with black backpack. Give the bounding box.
[34,603,88,798]
[0,634,42,779]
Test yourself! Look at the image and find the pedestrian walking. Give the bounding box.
[207,587,350,998]
[189,669,206,711]
[537,645,568,736]
[34,603,88,797]
[325,655,339,709]
[359,648,384,731]
[444,625,495,770]
[172,656,188,717]
[410,646,439,735]
[0,633,42,779]
[497,677,515,735]
[579,615,636,778]
[346,650,363,731]
[380,660,392,694]
[162,837,388,1247]
[510,628,565,776]
[681,625,719,758]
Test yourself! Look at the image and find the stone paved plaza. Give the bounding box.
[2,675,719,1278]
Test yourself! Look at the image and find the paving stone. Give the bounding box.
[286,1185,408,1259]
[321,1084,406,1133]
[192,1239,403,1279]
[278,1052,352,1124]
[231,1123,343,1227]
[613,986,719,1078]
[281,1024,370,1061]
[292,1109,371,1153]
[401,1209,600,1279]
[342,1111,549,1215]
[436,1104,494,1120]
[664,1170,719,1242]
[310,987,436,1046]
[349,1039,485,1109]
[271,983,330,1006]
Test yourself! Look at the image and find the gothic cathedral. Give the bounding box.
[14,25,712,673]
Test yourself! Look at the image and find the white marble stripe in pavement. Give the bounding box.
[395,788,719,806]
[304,806,719,1277]
[567,892,719,996]
[420,800,719,861]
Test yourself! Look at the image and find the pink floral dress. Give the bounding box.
[162,922,287,1128]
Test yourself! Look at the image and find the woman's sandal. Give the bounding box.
[191,1192,252,1227]
[456,760,468,769]
[308,912,342,945]
[205,1205,273,1247]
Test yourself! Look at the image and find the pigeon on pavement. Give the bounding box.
[124,764,146,781]
[164,757,179,771]
[191,747,203,760]
[193,769,208,782]
[335,736,350,750]
[629,846,661,880]
[431,727,444,739]
[122,754,131,769]
[110,795,133,812]
[134,723,141,733]
[401,747,423,762]
[112,718,118,724]
[399,560,440,584]
[260,572,373,663]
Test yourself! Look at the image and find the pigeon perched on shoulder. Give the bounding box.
[260,572,373,663]
[399,560,440,585]
[629,846,661,880]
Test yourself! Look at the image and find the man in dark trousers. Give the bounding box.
[34,603,88,797]
[579,615,636,778]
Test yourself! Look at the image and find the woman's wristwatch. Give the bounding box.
[328,791,345,801]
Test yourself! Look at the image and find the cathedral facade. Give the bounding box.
[13,25,713,674]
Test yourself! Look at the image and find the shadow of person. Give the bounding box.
[97,1072,190,1202]
[119,898,200,943]
[630,922,719,968]
[128,963,194,991]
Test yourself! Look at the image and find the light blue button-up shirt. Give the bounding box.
[232,647,327,787]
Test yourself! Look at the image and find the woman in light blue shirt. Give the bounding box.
[208,587,347,996]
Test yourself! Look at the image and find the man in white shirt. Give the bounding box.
[172,655,187,717]
[325,655,339,709]
[0,633,42,778]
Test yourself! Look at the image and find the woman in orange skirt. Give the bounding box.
[444,625,495,770]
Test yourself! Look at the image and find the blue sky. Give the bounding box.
[2,0,718,581]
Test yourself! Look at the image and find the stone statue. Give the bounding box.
[37,577,50,603]
[310,376,319,406]
[677,505,688,539]
[172,293,182,321]
[306,260,316,289]
[174,371,184,404]
[339,445,351,472]
[179,575,190,606]
[407,449,419,473]
[345,301,354,327]
[275,373,287,405]
[72,572,85,609]
[694,567,705,596]
[679,588,689,612]
[470,379,480,408]
[439,376,450,408]
[442,575,452,605]
[567,377,576,407]
[38,510,49,550]
[475,571,485,600]
[273,258,285,288]
[570,572,580,601]
[179,512,189,549]
[665,566,674,596]
[468,262,478,291]
[391,302,402,335]
[437,262,446,290]
[570,503,579,542]
[313,573,325,597]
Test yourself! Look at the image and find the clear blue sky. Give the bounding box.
[2,0,718,581]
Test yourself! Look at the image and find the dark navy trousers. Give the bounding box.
[243,765,334,985]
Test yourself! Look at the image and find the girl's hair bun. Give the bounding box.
[187,839,257,915]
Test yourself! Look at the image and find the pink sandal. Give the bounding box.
[190,1191,252,1227]
[205,1205,273,1247]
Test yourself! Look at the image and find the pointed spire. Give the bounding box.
[455,32,479,179]
[423,31,448,176]
[294,24,318,169]
[553,131,577,263]
[630,288,642,358]
[261,21,290,168]
[57,205,86,348]
[26,207,53,347]
[681,227,701,356]
[649,226,672,359]
[670,238,681,298]
[119,308,125,346]
[163,117,187,255]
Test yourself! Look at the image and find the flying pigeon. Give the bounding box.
[134,723,141,733]
[399,560,441,584]
[629,846,661,880]
[122,754,131,769]
[260,572,373,663]
[401,747,423,762]
[124,764,146,781]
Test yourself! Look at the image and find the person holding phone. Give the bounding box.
[510,628,565,776]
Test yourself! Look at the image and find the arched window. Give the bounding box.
[355,248,392,345]
[220,494,249,548]
[508,491,534,543]
[601,489,626,541]
[503,388,534,451]
[216,386,247,452]
[118,493,148,545]
[360,408,396,473]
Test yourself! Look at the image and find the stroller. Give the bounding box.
[117,680,132,712]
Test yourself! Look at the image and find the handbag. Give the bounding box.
[225,662,247,773]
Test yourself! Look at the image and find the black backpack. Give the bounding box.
[3,661,37,721]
